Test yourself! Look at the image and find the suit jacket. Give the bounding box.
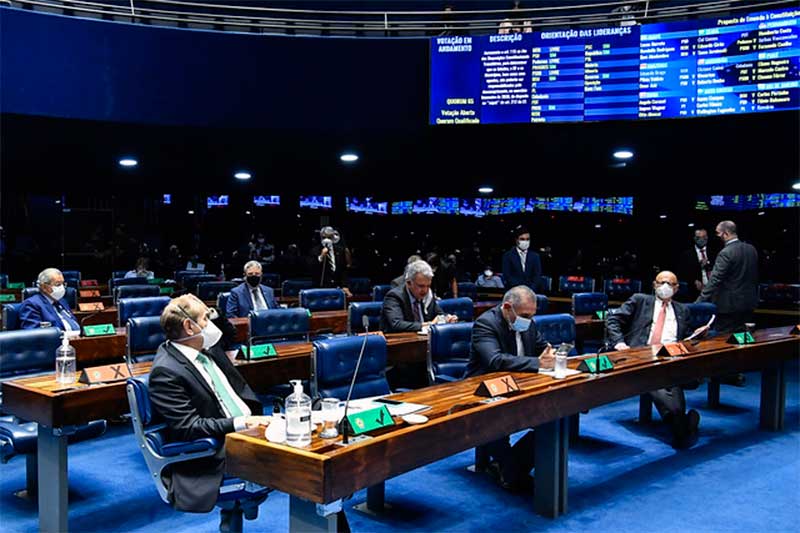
[149,341,262,512]
[697,240,759,314]
[310,244,348,289]
[677,246,716,300]
[225,282,277,318]
[19,292,79,331]
[380,286,444,333]
[390,275,405,288]
[501,247,541,290]
[465,305,549,378]
[607,293,691,348]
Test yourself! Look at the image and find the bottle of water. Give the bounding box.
[55,335,76,385]
[285,380,311,447]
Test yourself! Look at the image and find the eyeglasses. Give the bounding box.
[656,281,679,287]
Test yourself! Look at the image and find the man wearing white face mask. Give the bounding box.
[607,271,708,449]
[501,225,542,291]
[149,295,268,516]
[19,268,79,331]
[476,266,504,288]
[465,286,555,491]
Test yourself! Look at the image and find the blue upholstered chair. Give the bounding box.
[558,275,595,295]
[281,279,312,297]
[114,284,160,304]
[22,287,77,310]
[603,279,642,300]
[299,288,346,312]
[686,302,718,331]
[62,270,81,282]
[427,322,473,384]
[127,316,166,363]
[197,281,236,301]
[118,296,171,328]
[248,308,310,346]
[126,376,269,531]
[538,275,553,293]
[572,292,608,316]
[347,277,372,296]
[372,284,392,302]
[261,273,280,289]
[534,313,578,355]
[347,302,383,334]
[535,295,550,315]
[2,303,22,331]
[217,292,231,318]
[183,274,217,294]
[456,282,478,300]
[0,274,8,288]
[438,297,474,322]
[173,270,205,285]
[110,277,149,294]
[674,281,691,302]
[111,270,128,280]
[310,335,391,401]
[759,283,800,306]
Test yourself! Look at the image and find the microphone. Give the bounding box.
[340,314,372,445]
[78,308,106,336]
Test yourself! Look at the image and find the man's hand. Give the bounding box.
[243,416,272,429]
[445,314,458,323]
[342,287,353,298]
[614,342,630,351]
[694,280,703,291]
[319,247,329,259]
[538,345,556,370]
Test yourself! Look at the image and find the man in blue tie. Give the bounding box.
[19,268,80,331]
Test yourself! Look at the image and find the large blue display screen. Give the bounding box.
[430,7,799,124]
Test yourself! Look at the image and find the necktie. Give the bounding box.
[252,288,266,311]
[56,303,78,331]
[412,300,422,322]
[520,251,526,272]
[329,248,336,272]
[515,331,525,357]
[195,352,245,417]
[649,301,668,345]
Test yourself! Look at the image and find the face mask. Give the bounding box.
[509,305,532,332]
[51,285,66,301]
[517,240,530,251]
[246,275,261,287]
[333,234,341,244]
[321,238,333,248]
[184,319,222,350]
[257,238,265,244]
[694,237,707,248]
[655,283,674,300]
[484,270,493,278]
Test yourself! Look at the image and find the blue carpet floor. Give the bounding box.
[1,362,798,532]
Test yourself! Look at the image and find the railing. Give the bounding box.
[4,0,795,37]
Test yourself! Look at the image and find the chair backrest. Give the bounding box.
[347,302,383,334]
[299,288,346,311]
[216,292,230,317]
[127,316,166,362]
[115,284,160,304]
[759,283,800,306]
[438,297,474,322]
[347,277,372,295]
[685,302,718,331]
[311,335,390,400]
[22,287,77,309]
[261,273,281,289]
[456,282,478,300]
[182,274,217,294]
[603,278,642,300]
[558,275,595,294]
[675,281,690,302]
[572,292,608,316]
[428,322,473,383]
[536,294,550,315]
[249,308,310,343]
[0,273,8,288]
[281,279,313,297]
[0,327,62,378]
[372,284,392,302]
[110,277,150,293]
[196,281,236,301]
[62,270,81,282]
[174,270,205,284]
[534,313,577,351]
[2,303,22,330]
[539,275,553,293]
[119,296,171,327]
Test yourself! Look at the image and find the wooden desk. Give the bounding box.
[71,328,127,365]
[225,328,799,532]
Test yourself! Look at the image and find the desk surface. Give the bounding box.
[225,328,800,505]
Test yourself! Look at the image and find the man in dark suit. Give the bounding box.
[225,260,278,318]
[465,286,555,490]
[310,226,352,296]
[501,226,541,291]
[677,228,716,301]
[697,220,759,333]
[149,295,268,516]
[19,268,80,331]
[390,254,422,288]
[608,271,708,449]
[381,260,457,332]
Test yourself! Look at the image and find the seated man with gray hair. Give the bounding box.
[465,285,556,491]
[19,267,80,331]
[381,260,458,332]
[226,260,278,318]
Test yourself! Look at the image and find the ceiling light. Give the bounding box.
[234,171,251,180]
[187,210,194,215]
[478,186,493,194]
[613,149,634,160]
[659,215,667,219]
[687,223,695,227]
[340,153,359,163]
[118,157,138,167]
[792,181,800,190]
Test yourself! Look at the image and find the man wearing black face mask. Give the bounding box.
[225,260,278,318]
[149,295,267,516]
[678,228,716,300]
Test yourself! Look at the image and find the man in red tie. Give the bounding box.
[607,271,709,449]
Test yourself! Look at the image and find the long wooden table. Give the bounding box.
[225,328,799,531]
[0,332,427,533]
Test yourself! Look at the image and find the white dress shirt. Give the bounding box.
[515,331,525,356]
[516,248,527,272]
[171,341,251,430]
[648,299,678,344]
[694,246,710,285]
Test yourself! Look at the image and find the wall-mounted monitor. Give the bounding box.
[299,196,332,209]
[254,195,281,207]
[346,197,388,215]
[207,195,229,208]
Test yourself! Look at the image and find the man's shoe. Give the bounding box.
[674,409,700,449]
